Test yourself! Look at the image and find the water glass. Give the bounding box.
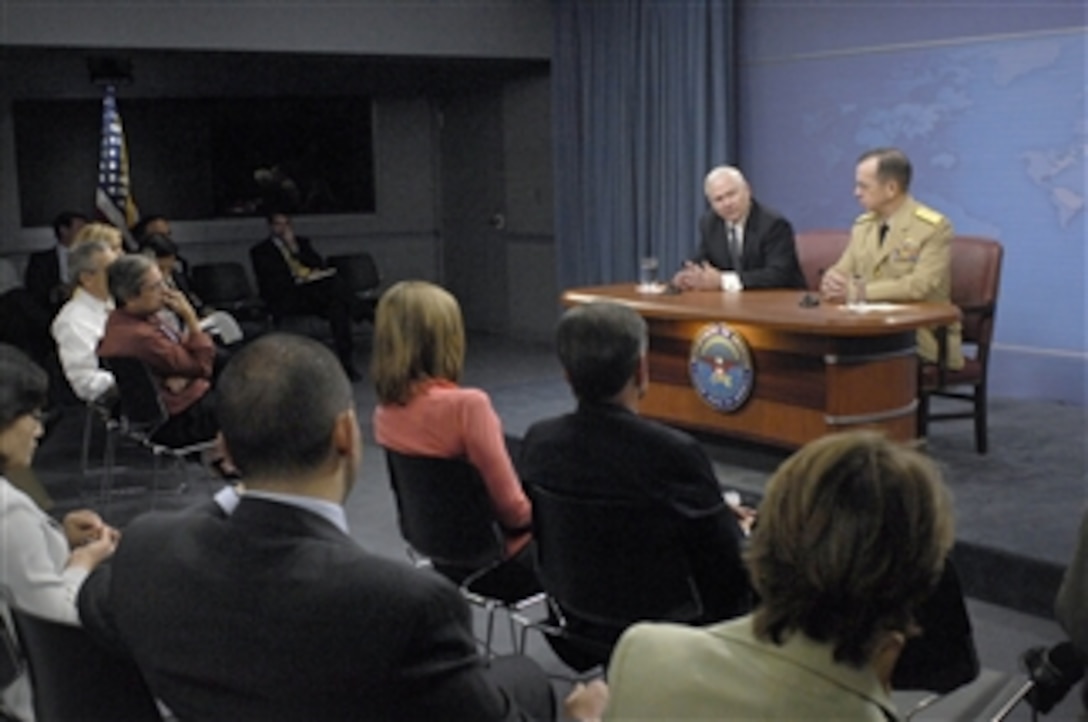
[638,256,660,291]
[847,275,867,308]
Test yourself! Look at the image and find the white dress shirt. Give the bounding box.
[1,476,87,720]
[51,288,115,402]
[720,220,746,292]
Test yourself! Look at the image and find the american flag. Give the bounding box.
[95,84,139,249]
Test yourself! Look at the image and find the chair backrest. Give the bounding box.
[191,262,256,305]
[794,229,851,291]
[948,236,1003,349]
[329,253,381,295]
[8,607,161,722]
[102,357,169,434]
[384,449,505,570]
[892,558,979,693]
[529,484,703,631]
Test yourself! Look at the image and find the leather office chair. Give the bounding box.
[101,357,219,509]
[328,252,382,323]
[794,229,851,291]
[384,448,544,656]
[521,484,704,672]
[917,236,1004,453]
[190,262,268,325]
[7,606,160,722]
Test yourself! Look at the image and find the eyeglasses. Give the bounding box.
[142,279,167,292]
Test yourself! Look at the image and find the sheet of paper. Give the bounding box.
[840,303,909,313]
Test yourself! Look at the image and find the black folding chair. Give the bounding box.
[78,389,121,505]
[522,484,704,672]
[894,559,980,693]
[189,262,268,325]
[8,607,160,722]
[100,357,218,509]
[384,448,544,656]
[329,253,382,323]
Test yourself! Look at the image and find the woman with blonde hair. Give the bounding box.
[371,281,536,584]
[71,222,124,255]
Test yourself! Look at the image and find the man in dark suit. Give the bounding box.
[519,302,752,664]
[78,333,554,722]
[24,211,88,316]
[249,212,361,379]
[673,166,805,291]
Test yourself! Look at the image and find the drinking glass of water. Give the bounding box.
[638,256,660,292]
[847,274,867,309]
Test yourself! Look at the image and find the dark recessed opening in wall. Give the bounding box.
[12,95,375,226]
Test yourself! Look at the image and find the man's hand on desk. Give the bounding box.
[672,262,723,292]
[820,268,849,302]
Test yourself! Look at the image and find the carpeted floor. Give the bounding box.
[17,330,1088,719]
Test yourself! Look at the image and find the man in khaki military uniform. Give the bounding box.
[821,147,963,369]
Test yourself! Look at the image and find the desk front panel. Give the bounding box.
[562,286,953,448]
[641,318,919,448]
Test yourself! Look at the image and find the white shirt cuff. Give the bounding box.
[721,272,743,292]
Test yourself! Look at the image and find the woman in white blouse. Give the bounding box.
[0,343,119,719]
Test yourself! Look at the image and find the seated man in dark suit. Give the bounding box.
[249,212,361,379]
[78,333,555,722]
[673,166,805,291]
[519,301,752,664]
[25,211,88,316]
[0,257,54,369]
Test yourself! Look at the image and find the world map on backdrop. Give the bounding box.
[751,29,1086,349]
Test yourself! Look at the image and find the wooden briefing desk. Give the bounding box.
[562,285,960,449]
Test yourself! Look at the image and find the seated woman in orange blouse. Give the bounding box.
[371,281,536,586]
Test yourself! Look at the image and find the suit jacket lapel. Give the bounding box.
[741,203,765,268]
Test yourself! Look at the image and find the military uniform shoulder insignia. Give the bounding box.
[854,211,875,225]
[914,205,944,226]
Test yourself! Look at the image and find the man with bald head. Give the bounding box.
[673,166,805,291]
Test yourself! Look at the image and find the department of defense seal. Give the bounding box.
[689,323,754,413]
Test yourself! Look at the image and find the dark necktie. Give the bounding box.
[879,223,890,246]
[728,224,742,268]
